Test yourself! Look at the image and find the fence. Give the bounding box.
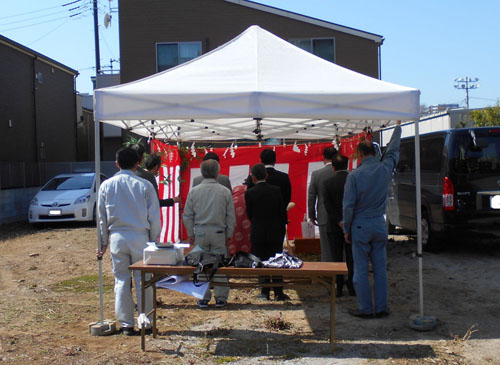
[0,161,119,190]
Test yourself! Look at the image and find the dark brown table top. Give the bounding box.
[129,260,347,277]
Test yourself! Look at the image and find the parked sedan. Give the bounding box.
[28,173,107,223]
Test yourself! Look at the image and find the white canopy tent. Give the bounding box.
[94,25,433,329]
[94,25,419,141]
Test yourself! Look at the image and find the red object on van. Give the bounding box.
[442,176,454,211]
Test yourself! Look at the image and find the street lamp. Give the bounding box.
[454,77,479,109]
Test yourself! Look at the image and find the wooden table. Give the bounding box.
[129,261,347,353]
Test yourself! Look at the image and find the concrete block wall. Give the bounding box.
[0,187,40,224]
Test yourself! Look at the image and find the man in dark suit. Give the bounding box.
[245,163,290,301]
[308,146,337,261]
[246,149,291,243]
[324,154,355,297]
[132,145,181,207]
[192,152,232,191]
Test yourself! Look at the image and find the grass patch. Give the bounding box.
[215,356,238,363]
[52,275,114,294]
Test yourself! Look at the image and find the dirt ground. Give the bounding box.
[1,222,500,364]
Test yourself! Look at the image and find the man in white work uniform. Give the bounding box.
[96,147,161,335]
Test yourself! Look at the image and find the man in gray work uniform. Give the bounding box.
[183,159,236,309]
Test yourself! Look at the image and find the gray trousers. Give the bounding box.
[194,225,230,302]
[109,230,152,328]
[319,224,335,262]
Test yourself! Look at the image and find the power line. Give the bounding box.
[0,5,91,33]
[28,18,71,46]
[0,7,82,27]
[0,0,83,20]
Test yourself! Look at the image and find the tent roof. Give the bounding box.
[94,25,420,141]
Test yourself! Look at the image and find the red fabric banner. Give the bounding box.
[151,135,369,244]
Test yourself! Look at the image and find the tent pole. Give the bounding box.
[409,118,436,331]
[95,119,103,325]
[89,118,116,336]
[414,120,423,319]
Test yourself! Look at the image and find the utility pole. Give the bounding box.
[93,0,101,75]
[454,77,479,109]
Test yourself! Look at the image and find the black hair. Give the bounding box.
[332,154,349,170]
[130,143,145,161]
[203,152,220,162]
[356,140,376,157]
[323,146,338,160]
[145,154,162,170]
[250,163,267,181]
[116,147,139,169]
[260,149,276,165]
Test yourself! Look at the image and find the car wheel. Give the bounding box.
[421,210,439,252]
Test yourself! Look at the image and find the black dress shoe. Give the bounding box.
[274,293,291,301]
[348,308,373,319]
[374,309,390,318]
[120,327,138,336]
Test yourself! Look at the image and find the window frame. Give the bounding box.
[288,37,336,63]
[155,41,202,73]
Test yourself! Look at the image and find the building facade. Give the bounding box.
[118,0,384,85]
[0,35,78,165]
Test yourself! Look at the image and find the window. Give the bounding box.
[421,137,444,172]
[157,42,202,72]
[452,132,500,175]
[396,141,415,173]
[289,38,335,62]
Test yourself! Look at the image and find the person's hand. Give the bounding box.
[338,221,344,230]
[187,236,195,246]
[173,195,182,204]
[96,245,107,259]
[344,233,351,244]
[310,218,318,226]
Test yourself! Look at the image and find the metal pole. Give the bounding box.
[414,119,424,320]
[95,119,103,325]
[93,0,101,75]
[465,78,470,109]
[409,119,436,331]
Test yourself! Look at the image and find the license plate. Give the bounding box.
[49,209,62,216]
[490,195,500,209]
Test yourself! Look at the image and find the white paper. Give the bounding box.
[156,275,209,299]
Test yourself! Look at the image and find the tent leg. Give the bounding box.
[410,119,436,331]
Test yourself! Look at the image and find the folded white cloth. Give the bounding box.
[262,250,303,268]
[137,313,151,329]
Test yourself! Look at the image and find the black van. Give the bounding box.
[386,126,500,250]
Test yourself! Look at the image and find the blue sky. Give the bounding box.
[2,0,498,109]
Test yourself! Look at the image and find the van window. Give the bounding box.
[421,137,444,172]
[451,132,500,175]
[396,141,415,173]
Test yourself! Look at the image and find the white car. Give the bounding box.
[28,173,107,223]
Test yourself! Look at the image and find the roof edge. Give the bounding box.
[224,0,383,43]
[0,34,78,76]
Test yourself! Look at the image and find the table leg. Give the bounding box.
[153,274,157,339]
[141,271,146,351]
[330,275,336,353]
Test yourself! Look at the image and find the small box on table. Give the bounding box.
[143,243,188,265]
